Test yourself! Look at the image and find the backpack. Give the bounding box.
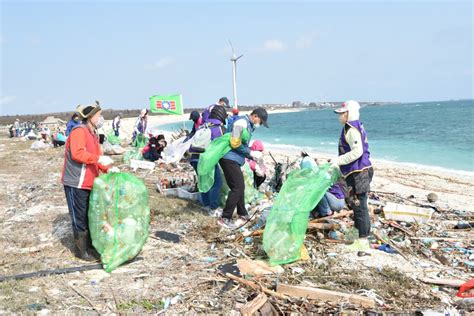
[191,123,213,151]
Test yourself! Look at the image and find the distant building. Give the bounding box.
[42,116,66,130]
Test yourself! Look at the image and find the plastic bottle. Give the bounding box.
[344,227,359,243]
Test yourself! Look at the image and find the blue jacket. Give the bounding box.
[66,120,80,137]
[222,115,254,166]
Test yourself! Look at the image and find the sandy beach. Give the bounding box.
[0,110,472,313]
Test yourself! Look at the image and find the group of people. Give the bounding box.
[9,119,39,138]
[60,97,373,261]
[185,97,271,229]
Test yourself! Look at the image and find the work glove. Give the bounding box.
[109,167,120,173]
[250,151,263,161]
[98,155,114,166]
[329,158,340,173]
[255,164,265,177]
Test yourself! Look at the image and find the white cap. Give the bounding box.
[334,100,360,114]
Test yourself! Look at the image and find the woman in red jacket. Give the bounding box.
[61,101,114,260]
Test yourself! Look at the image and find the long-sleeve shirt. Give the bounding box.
[61,125,109,190]
[335,126,363,166]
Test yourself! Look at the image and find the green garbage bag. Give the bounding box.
[123,148,143,163]
[197,130,250,192]
[133,133,147,148]
[262,164,340,265]
[242,163,264,204]
[88,173,150,272]
[219,162,263,207]
[107,131,121,145]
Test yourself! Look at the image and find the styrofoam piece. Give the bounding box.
[383,202,434,224]
[130,159,155,170]
[177,188,200,201]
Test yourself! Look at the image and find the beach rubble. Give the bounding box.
[0,136,473,314]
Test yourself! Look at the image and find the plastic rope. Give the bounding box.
[355,289,385,305]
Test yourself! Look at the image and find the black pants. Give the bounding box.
[346,168,374,238]
[219,159,248,219]
[64,186,91,233]
[254,173,266,188]
[352,192,370,238]
[53,140,65,147]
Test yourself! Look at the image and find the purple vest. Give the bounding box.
[189,119,225,161]
[206,118,225,140]
[338,120,372,176]
[201,104,217,123]
[328,183,345,199]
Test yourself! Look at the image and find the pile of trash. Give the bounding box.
[131,140,473,313]
[44,131,467,313]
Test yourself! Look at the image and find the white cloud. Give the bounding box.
[262,39,285,52]
[0,96,16,105]
[152,57,176,69]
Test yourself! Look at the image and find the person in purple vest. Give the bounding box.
[201,97,230,123]
[189,105,228,216]
[312,182,346,218]
[332,100,374,250]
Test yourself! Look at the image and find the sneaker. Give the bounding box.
[217,217,236,229]
[208,208,223,218]
[234,215,250,227]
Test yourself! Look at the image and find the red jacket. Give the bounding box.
[61,125,108,190]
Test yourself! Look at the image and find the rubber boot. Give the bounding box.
[73,231,96,261]
[85,231,101,260]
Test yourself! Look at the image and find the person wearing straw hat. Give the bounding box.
[61,101,116,261]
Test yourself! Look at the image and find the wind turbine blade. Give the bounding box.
[228,39,236,57]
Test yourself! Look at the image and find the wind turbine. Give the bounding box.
[229,40,243,109]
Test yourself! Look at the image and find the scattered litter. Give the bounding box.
[154,231,181,243]
[383,202,435,224]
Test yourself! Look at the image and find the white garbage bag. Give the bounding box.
[161,136,193,164]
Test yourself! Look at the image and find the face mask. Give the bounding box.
[94,116,105,129]
[254,123,261,129]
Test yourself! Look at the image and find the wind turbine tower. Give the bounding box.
[229,40,243,109]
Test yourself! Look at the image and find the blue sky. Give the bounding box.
[0,0,472,115]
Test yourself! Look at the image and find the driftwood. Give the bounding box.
[238,210,351,240]
[307,222,339,230]
[240,292,268,316]
[309,210,353,223]
[373,231,410,261]
[276,284,375,308]
[419,277,466,288]
[409,237,465,242]
[259,301,279,316]
[225,273,288,300]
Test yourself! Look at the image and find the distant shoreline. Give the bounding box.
[3,99,474,125]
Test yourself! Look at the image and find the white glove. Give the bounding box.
[109,167,120,173]
[255,164,265,177]
[98,155,114,166]
[329,158,340,171]
[250,151,263,160]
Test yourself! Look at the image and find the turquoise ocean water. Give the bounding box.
[159,100,474,172]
